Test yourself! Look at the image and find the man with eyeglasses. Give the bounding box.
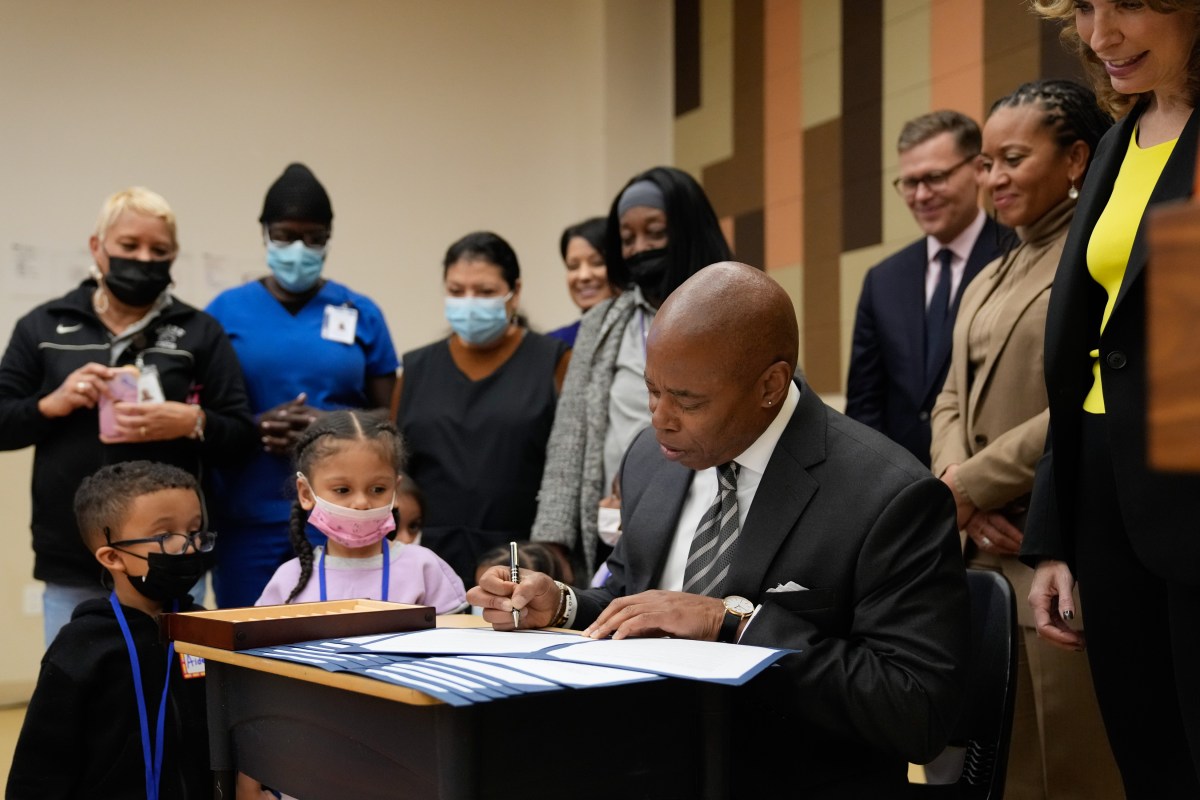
[846,110,1013,467]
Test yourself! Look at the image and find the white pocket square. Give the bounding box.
[766,581,808,593]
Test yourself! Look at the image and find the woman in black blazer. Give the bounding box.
[1022,2,1200,795]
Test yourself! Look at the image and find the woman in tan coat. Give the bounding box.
[931,80,1116,799]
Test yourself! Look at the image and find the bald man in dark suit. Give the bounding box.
[471,261,969,798]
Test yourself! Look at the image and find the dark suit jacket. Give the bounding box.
[1021,104,1200,588]
[579,385,970,798]
[846,215,1013,466]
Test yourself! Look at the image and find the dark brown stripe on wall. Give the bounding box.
[840,0,882,252]
[702,0,765,264]
[733,209,764,272]
[675,0,701,117]
[983,1,1039,109]
[802,119,842,393]
[1037,18,1088,85]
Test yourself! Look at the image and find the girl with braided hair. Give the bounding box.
[931,78,1120,797]
[254,409,466,611]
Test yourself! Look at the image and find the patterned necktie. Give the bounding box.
[925,248,954,381]
[682,462,740,597]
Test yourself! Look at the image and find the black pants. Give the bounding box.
[1074,413,1200,798]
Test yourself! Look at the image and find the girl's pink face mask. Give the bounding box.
[298,473,396,548]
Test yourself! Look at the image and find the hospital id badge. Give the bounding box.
[322,304,358,345]
[137,364,166,403]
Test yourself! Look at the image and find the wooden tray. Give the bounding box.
[162,599,435,650]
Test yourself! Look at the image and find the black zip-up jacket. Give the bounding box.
[6,597,211,799]
[0,281,256,585]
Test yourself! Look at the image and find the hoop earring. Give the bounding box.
[93,285,109,315]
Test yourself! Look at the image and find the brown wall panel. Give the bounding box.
[733,208,765,270]
[675,0,702,116]
[802,119,842,393]
[840,0,882,252]
[983,0,1040,108]
[702,0,764,224]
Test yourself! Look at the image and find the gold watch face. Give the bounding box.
[724,595,754,616]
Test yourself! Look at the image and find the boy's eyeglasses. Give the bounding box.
[104,528,217,555]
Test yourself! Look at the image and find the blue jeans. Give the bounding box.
[42,582,108,648]
[42,577,208,648]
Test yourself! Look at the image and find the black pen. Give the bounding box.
[509,541,520,628]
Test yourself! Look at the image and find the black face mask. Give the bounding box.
[103,255,173,307]
[624,247,670,306]
[128,551,207,602]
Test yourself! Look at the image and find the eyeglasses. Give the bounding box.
[892,154,978,197]
[265,226,331,248]
[104,528,217,555]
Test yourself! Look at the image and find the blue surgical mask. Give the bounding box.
[445,293,512,345]
[266,239,326,293]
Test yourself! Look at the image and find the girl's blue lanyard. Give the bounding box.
[110,592,175,800]
[318,538,390,601]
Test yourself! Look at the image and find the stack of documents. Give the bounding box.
[244,627,793,706]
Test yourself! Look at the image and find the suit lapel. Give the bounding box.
[725,387,823,599]
[623,451,692,593]
[966,251,1057,431]
[900,246,930,402]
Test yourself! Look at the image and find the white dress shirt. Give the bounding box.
[924,209,986,309]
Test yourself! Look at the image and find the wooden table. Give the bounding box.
[177,615,731,800]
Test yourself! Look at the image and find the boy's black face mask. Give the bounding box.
[127,551,207,602]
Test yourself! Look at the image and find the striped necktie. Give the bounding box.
[682,462,740,596]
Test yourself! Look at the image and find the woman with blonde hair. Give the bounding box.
[1022,1,1200,794]
[0,187,255,644]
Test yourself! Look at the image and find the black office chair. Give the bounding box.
[909,568,1019,800]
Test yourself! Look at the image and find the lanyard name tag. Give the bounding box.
[137,364,166,403]
[322,305,358,344]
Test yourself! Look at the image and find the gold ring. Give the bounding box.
[76,381,88,393]
[140,426,147,437]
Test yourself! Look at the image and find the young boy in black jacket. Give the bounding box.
[7,460,213,799]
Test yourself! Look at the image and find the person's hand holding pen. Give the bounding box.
[508,541,520,628]
[467,561,564,631]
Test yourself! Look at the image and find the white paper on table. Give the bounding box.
[544,637,792,685]
[458,655,664,689]
[346,627,587,655]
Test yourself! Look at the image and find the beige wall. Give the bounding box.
[0,0,672,699]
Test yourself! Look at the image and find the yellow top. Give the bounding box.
[1082,127,1176,413]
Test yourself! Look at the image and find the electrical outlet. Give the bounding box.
[22,583,44,616]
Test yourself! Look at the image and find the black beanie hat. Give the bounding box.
[259,163,333,225]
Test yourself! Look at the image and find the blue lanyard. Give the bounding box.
[318,538,390,601]
[110,593,175,800]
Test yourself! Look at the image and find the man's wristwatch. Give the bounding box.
[719,595,754,643]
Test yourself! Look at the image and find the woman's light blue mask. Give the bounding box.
[266,239,326,293]
[445,293,512,345]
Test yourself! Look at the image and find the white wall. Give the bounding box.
[0,0,672,698]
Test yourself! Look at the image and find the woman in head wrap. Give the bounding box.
[0,187,256,644]
[531,166,732,585]
[205,163,400,608]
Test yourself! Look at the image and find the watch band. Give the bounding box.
[718,608,743,643]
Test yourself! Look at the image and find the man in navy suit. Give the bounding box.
[846,110,1012,466]
[471,262,969,798]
